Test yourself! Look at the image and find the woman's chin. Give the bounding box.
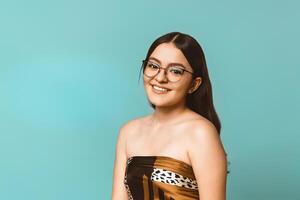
[148,97,173,107]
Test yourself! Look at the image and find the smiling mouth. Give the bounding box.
[151,85,170,94]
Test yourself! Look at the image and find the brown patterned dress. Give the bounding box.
[124,156,199,200]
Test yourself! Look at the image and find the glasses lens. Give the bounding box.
[143,61,184,82]
[144,61,159,77]
[168,66,184,82]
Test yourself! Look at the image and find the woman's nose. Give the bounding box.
[155,68,168,82]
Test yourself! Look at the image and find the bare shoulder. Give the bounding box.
[185,118,227,199]
[119,115,150,138]
[185,117,227,171]
[186,117,220,142]
[183,116,226,162]
[178,110,219,138]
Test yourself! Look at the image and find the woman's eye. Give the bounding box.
[148,63,159,69]
[170,68,184,75]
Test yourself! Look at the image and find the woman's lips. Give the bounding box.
[151,84,170,94]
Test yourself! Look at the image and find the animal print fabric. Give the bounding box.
[124,156,200,200]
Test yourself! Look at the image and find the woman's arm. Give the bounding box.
[188,120,228,200]
[111,124,129,200]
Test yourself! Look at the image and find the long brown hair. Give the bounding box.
[138,32,222,135]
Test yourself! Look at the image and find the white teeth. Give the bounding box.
[153,85,168,91]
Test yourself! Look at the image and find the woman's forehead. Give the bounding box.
[149,43,192,69]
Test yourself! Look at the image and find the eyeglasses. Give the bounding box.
[142,59,194,82]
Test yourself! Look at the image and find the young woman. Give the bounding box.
[112,32,229,200]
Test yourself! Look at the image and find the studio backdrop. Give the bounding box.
[0,0,299,200]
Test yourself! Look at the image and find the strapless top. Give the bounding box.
[123,156,199,200]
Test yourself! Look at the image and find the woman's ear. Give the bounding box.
[188,77,202,93]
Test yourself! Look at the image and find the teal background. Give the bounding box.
[0,0,299,199]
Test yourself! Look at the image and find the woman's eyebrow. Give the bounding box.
[149,56,161,63]
[148,57,186,69]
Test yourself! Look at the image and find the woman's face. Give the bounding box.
[143,42,195,108]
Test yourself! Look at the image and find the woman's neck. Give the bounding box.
[150,104,189,127]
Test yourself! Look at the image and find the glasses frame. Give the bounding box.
[142,59,195,82]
